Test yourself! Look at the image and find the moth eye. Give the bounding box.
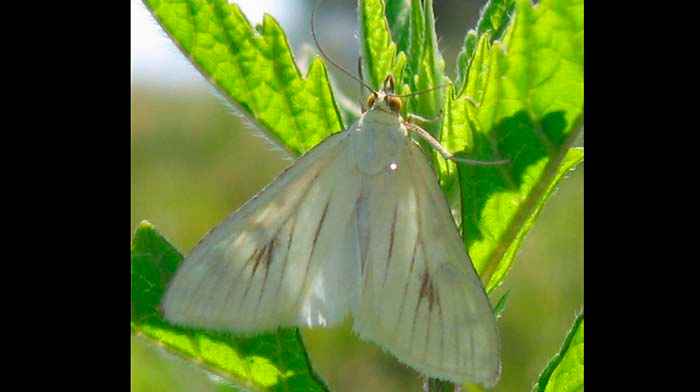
[386,95,402,113]
[367,94,376,108]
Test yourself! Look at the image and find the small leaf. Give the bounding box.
[439,33,491,194]
[455,0,516,94]
[532,313,584,392]
[402,0,425,85]
[492,289,511,319]
[385,0,411,51]
[408,0,447,126]
[359,0,399,90]
[131,221,328,392]
[462,33,493,107]
[475,0,516,38]
[142,0,344,156]
[441,0,584,291]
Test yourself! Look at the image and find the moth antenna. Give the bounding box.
[312,0,376,93]
[358,56,367,112]
[392,83,452,98]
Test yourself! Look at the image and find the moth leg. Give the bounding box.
[406,111,443,127]
[405,122,510,166]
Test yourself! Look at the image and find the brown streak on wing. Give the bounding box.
[312,197,332,250]
[361,197,373,291]
[417,269,439,361]
[409,296,421,356]
[255,238,276,317]
[382,205,399,288]
[274,215,297,310]
[394,239,420,338]
[356,192,368,276]
[419,270,431,310]
[297,194,333,307]
[409,248,428,355]
[265,169,322,315]
[220,246,260,313]
[240,244,269,307]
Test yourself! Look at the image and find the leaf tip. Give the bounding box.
[138,220,154,231]
[306,55,325,77]
[133,220,156,241]
[261,12,283,33]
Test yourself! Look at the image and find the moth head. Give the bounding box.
[365,75,401,114]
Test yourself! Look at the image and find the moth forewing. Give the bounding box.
[162,132,359,330]
[291,150,363,327]
[350,114,500,386]
[162,75,500,388]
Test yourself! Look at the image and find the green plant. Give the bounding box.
[132,0,583,390]
[533,313,583,392]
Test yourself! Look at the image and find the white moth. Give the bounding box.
[163,75,501,387]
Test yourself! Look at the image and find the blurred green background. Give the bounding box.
[131,0,583,390]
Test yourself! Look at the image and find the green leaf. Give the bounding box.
[492,289,511,320]
[408,0,447,124]
[533,313,584,392]
[138,0,583,389]
[385,0,411,52]
[486,147,583,289]
[359,0,399,90]
[475,0,516,38]
[401,0,425,85]
[455,0,516,94]
[441,0,584,292]
[131,221,328,392]
[380,0,446,124]
[142,0,343,156]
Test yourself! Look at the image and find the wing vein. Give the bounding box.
[239,244,269,310]
[423,287,432,362]
[180,244,231,317]
[382,204,399,288]
[394,239,419,341]
[265,169,323,316]
[312,196,332,251]
[296,192,333,309]
[255,238,276,318]
[354,192,365,275]
[274,215,297,313]
[218,247,259,316]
